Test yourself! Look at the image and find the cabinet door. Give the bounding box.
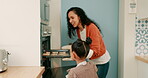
[40,0,49,21]
[137,0,148,19]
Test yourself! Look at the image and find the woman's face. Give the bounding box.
[68,11,81,28]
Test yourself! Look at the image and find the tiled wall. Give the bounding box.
[135,17,148,56]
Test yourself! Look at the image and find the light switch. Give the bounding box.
[129,0,137,13]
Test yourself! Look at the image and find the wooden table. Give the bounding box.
[0,66,45,78]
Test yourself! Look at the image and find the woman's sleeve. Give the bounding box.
[88,25,106,60]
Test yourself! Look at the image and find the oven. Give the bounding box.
[41,36,50,53]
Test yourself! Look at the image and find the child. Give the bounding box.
[66,38,98,78]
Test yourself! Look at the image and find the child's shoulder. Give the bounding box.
[67,62,96,72]
[67,67,77,73]
[87,61,96,65]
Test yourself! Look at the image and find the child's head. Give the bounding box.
[71,38,92,60]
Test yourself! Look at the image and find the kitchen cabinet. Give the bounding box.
[135,56,148,78]
[137,0,148,19]
[40,0,50,21]
[137,60,148,78]
[40,0,51,67]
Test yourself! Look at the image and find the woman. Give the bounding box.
[66,7,111,78]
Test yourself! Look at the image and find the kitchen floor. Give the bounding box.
[43,65,75,78]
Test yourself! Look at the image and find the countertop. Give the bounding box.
[135,56,148,63]
[0,66,45,78]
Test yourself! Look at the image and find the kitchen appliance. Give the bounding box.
[0,49,9,72]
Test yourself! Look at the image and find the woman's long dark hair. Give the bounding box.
[67,7,102,38]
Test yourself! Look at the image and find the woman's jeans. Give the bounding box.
[96,62,109,78]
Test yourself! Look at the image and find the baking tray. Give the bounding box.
[42,49,70,58]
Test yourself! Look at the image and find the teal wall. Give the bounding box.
[61,0,118,78]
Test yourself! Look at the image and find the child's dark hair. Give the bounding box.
[72,37,92,58]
